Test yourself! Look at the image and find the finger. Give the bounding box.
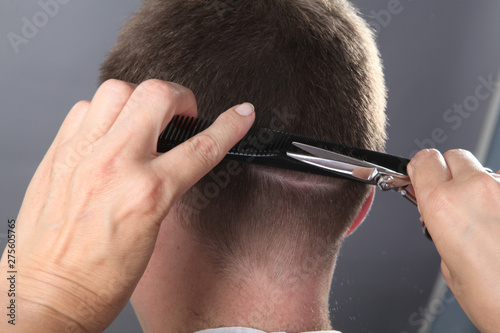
[442,149,485,179]
[37,100,90,175]
[440,260,453,285]
[407,150,454,239]
[154,103,255,198]
[51,101,91,148]
[408,149,451,196]
[76,80,136,145]
[106,80,198,158]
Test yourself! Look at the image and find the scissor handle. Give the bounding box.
[396,186,433,241]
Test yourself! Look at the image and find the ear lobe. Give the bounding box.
[345,187,375,237]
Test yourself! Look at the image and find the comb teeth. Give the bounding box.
[158,116,212,152]
[158,115,290,156]
[230,126,290,156]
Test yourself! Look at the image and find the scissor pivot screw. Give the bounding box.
[377,175,395,191]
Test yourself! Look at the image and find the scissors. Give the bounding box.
[286,142,432,240]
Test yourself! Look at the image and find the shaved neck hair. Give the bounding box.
[100,0,386,283]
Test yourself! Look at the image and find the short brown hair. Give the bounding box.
[100,0,386,277]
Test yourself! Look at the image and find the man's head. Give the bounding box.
[100,0,386,280]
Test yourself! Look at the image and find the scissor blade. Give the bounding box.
[286,152,379,183]
[291,142,400,176]
[291,142,376,167]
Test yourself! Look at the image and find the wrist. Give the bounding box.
[2,267,128,333]
[1,297,86,333]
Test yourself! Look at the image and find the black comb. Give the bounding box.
[158,116,410,179]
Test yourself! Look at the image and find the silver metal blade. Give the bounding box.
[291,142,380,168]
[291,142,402,176]
[286,152,380,183]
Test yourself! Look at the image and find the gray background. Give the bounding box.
[1,1,499,332]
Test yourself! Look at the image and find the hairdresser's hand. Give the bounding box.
[408,149,500,333]
[0,79,255,332]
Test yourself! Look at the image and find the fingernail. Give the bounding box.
[235,103,255,116]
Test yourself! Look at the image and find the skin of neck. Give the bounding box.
[131,208,338,333]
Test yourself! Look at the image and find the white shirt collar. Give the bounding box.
[196,327,342,333]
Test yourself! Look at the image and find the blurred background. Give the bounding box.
[1,1,499,332]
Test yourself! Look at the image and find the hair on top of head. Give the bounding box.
[100,0,387,277]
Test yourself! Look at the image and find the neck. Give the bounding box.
[132,210,336,333]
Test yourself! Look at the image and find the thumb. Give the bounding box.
[153,103,255,197]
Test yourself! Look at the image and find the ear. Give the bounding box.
[344,187,375,237]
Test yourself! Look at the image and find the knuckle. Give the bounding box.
[410,149,441,173]
[100,79,135,96]
[187,134,222,167]
[127,173,166,216]
[468,172,499,196]
[424,184,451,211]
[424,148,441,158]
[140,79,179,101]
[443,148,466,159]
[72,100,90,112]
[413,148,441,162]
[78,158,117,186]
